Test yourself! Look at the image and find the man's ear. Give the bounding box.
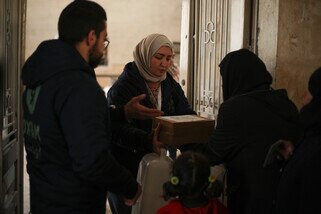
[86,30,97,46]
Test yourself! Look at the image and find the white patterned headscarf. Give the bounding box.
[133,34,174,83]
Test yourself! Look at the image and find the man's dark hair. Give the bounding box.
[58,0,107,45]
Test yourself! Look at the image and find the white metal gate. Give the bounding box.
[193,0,229,119]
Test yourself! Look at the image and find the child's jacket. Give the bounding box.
[157,199,228,214]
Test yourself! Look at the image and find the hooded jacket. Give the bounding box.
[21,40,137,214]
[107,62,195,175]
[182,49,301,214]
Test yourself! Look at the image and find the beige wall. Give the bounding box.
[101,0,182,67]
[230,0,246,51]
[25,0,182,83]
[275,0,321,108]
[257,0,279,81]
[25,0,73,58]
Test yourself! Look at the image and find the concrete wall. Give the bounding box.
[257,0,279,82]
[229,0,246,51]
[276,0,321,108]
[103,0,182,67]
[25,0,72,59]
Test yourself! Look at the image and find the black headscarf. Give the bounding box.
[300,67,321,135]
[219,48,272,101]
[308,67,321,99]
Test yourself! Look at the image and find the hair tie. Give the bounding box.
[208,175,216,183]
[171,176,179,185]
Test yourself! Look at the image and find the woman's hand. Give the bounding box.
[124,184,142,206]
[124,94,163,120]
[277,140,294,161]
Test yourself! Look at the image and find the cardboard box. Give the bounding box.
[154,115,215,147]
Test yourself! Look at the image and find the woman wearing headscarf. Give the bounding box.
[276,67,321,214]
[107,33,195,214]
[181,49,301,214]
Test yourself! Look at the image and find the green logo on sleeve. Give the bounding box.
[26,86,41,114]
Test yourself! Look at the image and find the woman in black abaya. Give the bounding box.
[181,49,301,214]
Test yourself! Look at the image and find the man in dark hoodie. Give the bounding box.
[21,1,163,213]
[180,49,301,214]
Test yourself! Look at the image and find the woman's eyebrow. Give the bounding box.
[154,53,165,56]
[154,53,174,57]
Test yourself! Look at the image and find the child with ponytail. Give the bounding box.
[157,151,228,214]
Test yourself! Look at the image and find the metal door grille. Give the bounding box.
[193,0,229,119]
[1,0,25,213]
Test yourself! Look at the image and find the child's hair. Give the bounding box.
[162,151,223,200]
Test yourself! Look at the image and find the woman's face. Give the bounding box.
[150,46,174,77]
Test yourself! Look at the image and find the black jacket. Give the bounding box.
[181,49,301,214]
[276,97,321,214]
[21,40,137,214]
[204,89,301,214]
[107,62,195,175]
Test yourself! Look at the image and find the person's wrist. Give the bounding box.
[124,181,139,199]
[109,105,126,121]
